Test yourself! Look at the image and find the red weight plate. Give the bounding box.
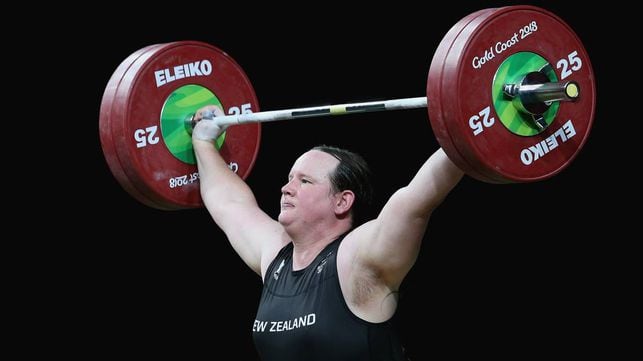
[427,8,499,182]
[433,5,595,183]
[111,41,261,209]
[99,44,171,209]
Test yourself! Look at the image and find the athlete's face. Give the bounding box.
[278,150,339,228]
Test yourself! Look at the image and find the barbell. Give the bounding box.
[99,5,595,210]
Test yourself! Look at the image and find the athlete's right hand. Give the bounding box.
[192,105,228,142]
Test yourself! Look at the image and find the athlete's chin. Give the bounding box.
[279,210,299,227]
[277,212,290,225]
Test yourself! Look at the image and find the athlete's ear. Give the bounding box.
[334,190,354,217]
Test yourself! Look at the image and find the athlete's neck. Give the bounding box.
[290,231,347,271]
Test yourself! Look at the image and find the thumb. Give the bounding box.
[192,118,228,142]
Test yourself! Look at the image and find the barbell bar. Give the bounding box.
[99,5,596,210]
[191,79,578,129]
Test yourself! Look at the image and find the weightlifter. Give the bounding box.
[191,105,463,360]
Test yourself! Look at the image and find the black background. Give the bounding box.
[59,0,623,358]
